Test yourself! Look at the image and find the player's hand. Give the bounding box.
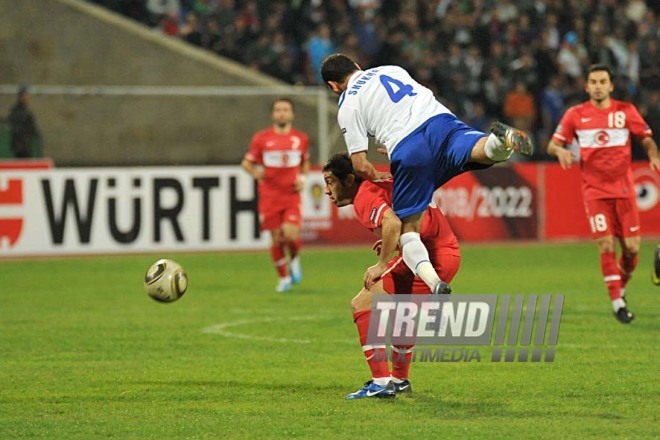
[253,168,265,181]
[372,239,383,256]
[294,175,307,192]
[556,149,577,169]
[364,262,387,289]
[373,170,393,181]
[650,156,660,174]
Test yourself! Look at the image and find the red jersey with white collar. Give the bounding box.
[353,180,459,254]
[552,99,652,200]
[244,127,309,204]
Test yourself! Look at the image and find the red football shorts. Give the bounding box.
[382,252,461,295]
[584,198,640,239]
[260,204,302,231]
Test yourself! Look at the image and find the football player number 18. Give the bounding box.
[608,111,626,128]
[589,213,608,233]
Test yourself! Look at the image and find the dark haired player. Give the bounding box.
[242,98,310,292]
[547,64,660,323]
[323,153,460,399]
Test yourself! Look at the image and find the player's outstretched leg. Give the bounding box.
[490,121,534,156]
[346,380,396,400]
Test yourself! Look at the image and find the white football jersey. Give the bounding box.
[337,65,452,157]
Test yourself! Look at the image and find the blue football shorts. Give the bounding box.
[390,113,487,219]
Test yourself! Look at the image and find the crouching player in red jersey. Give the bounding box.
[547,64,660,323]
[242,98,310,292]
[323,153,460,399]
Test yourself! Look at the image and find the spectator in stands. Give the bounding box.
[557,31,588,80]
[503,80,536,138]
[158,11,179,36]
[465,100,491,134]
[90,0,658,163]
[180,11,202,47]
[539,75,566,149]
[305,24,336,84]
[639,38,659,91]
[8,86,39,159]
[146,0,179,28]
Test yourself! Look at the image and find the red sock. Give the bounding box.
[392,345,414,380]
[600,251,621,300]
[270,245,288,277]
[287,238,301,260]
[618,254,638,288]
[353,310,390,380]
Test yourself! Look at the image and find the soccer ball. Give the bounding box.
[144,259,188,303]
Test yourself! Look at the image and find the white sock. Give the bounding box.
[391,376,406,384]
[400,232,440,289]
[290,256,301,273]
[484,133,513,162]
[372,377,391,386]
[620,288,625,298]
[612,298,626,312]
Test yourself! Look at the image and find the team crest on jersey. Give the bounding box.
[595,131,610,145]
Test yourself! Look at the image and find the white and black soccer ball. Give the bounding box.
[144,259,188,303]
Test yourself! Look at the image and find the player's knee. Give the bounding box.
[624,240,640,256]
[596,239,615,253]
[281,225,299,242]
[350,289,371,313]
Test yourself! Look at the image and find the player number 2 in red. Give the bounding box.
[589,214,607,233]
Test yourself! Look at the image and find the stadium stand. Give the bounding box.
[87,0,659,161]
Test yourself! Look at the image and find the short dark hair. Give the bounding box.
[586,64,613,81]
[271,97,295,112]
[321,54,359,84]
[322,152,363,185]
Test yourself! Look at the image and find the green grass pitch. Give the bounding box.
[2,242,659,438]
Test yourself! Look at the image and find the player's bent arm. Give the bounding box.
[546,139,564,157]
[547,139,575,169]
[241,158,264,181]
[350,151,391,181]
[295,158,311,191]
[377,209,402,268]
[640,137,660,172]
[300,158,311,176]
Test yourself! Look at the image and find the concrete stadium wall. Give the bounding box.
[0,0,342,166]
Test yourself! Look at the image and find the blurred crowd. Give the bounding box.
[90,0,659,160]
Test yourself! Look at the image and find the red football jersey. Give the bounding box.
[552,99,653,200]
[353,180,459,253]
[244,127,309,206]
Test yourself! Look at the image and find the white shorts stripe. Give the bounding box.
[362,344,386,352]
[373,203,389,226]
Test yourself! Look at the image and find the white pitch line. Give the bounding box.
[201,316,354,345]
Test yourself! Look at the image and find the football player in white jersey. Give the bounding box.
[321,53,533,295]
